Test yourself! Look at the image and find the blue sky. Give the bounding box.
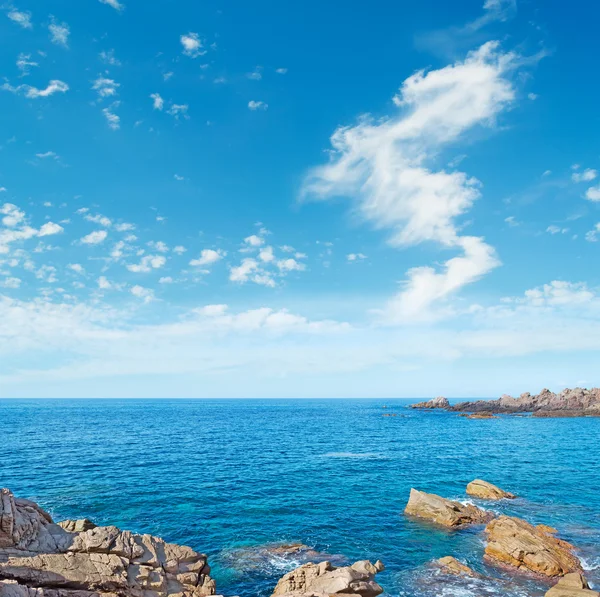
[1,0,600,398]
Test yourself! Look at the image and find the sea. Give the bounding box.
[1,398,599,597]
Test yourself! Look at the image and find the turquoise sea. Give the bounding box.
[1,399,599,597]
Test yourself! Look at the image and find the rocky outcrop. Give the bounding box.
[0,488,215,597]
[409,397,449,410]
[434,556,479,577]
[271,560,384,597]
[466,480,516,500]
[484,515,582,578]
[545,573,600,597]
[404,489,493,528]
[452,387,600,415]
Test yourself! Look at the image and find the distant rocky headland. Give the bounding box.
[2,484,598,597]
[410,387,600,417]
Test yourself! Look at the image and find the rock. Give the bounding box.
[545,573,600,597]
[451,387,600,415]
[271,560,384,597]
[484,515,582,578]
[465,413,497,419]
[409,397,450,410]
[466,480,516,500]
[404,489,493,528]
[0,488,215,597]
[435,556,479,577]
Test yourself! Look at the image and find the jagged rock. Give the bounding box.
[409,397,450,410]
[0,489,215,597]
[435,556,479,577]
[484,516,582,578]
[271,560,384,597]
[466,480,516,500]
[545,572,600,596]
[404,489,493,528]
[452,387,600,415]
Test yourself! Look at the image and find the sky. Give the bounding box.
[1,0,600,398]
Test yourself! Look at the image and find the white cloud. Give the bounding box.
[38,222,63,237]
[130,285,154,302]
[81,230,108,245]
[572,168,598,183]
[49,17,69,47]
[16,53,38,76]
[68,263,85,274]
[102,104,120,130]
[126,255,166,273]
[189,248,226,267]
[99,0,124,11]
[277,258,305,272]
[36,151,59,160]
[150,93,164,110]
[174,174,184,181]
[275,68,288,75]
[244,234,264,247]
[97,276,113,289]
[114,222,135,232]
[246,67,263,81]
[0,276,21,289]
[347,253,367,261]
[585,185,600,202]
[258,246,274,263]
[229,258,259,283]
[546,225,569,235]
[180,33,205,58]
[167,104,189,119]
[84,213,112,227]
[159,276,173,284]
[248,100,268,111]
[585,223,600,243]
[1,203,26,227]
[7,8,32,29]
[504,215,519,227]
[303,42,518,323]
[2,79,69,98]
[99,50,121,66]
[517,281,594,307]
[173,246,186,255]
[93,77,119,98]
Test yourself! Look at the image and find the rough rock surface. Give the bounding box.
[271,560,384,597]
[452,387,600,415]
[545,573,600,597]
[0,488,215,597]
[434,556,479,577]
[404,489,493,528]
[409,397,449,410]
[466,480,516,500]
[484,515,582,578]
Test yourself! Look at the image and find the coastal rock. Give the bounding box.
[435,556,479,577]
[466,480,516,500]
[545,573,600,597]
[0,489,215,597]
[404,489,493,527]
[409,397,449,410]
[484,516,582,577]
[271,560,384,597]
[451,387,600,415]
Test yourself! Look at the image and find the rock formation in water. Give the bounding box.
[484,515,582,578]
[452,387,600,416]
[404,489,493,528]
[545,572,600,597]
[270,560,385,597]
[434,556,479,578]
[408,397,449,409]
[466,480,516,500]
[0,488,215,597]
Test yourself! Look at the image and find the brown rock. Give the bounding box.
[57,520,96,533]
[484,516,582,577]
[545,573,600,597]
[435,556,479,577]
[409,397,450,410]
[404,489,493,527]
[271,560,384,597]
[466,480,516,500]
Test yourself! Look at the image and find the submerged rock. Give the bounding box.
[409,397,450,410]
[545,572,600,596]
[404,489,493,528]
[271,560,384,597]
[466,480,516,500]
[484,515,582,578]
[0,488,215,597]
[435,556,479,578]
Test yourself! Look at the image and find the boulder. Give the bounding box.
[404,489,493,527]
[271,560,384,597]
[466,480,516,500]
[435,556,479,577]
[484,516,582,578]
[0,488,215,597]
[409,397,450,410]
[545,573,599,597]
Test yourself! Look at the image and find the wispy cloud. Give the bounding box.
[48,16,70,47]
[180,32,205,58]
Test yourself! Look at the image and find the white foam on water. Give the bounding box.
[321,452,387,459]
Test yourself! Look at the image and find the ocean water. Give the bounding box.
[1,399,599,597]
